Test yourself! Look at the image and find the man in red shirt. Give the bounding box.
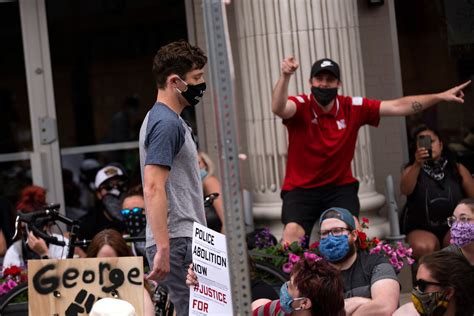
[272,56,471,244]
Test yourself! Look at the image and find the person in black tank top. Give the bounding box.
[400,125,474,260]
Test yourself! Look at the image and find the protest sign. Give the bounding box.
[190,222,233,315]
[28,256,143,315]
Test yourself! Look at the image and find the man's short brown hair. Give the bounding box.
[152,40,207,89]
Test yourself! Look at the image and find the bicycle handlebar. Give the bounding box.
[71,236,146,248]
[13,204,78,247]
[15,203,60,223]
[29,224,65,246]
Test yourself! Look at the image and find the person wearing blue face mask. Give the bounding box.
[318,207,400,316]
[271,55,471,247]
[251,257,345,316]
[185,256,345,316]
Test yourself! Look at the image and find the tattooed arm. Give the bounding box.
[379,80,470,116]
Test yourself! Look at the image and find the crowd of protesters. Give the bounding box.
[1,39,473,316]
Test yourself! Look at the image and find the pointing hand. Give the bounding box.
[281,56,299,76]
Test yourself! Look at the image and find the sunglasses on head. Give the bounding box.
[120,207,144,217]
[414,279,444,293]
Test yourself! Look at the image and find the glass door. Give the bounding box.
[0,0,190,216]
[0,0,64,208]
[43,0,189,214]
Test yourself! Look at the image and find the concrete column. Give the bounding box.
[233,0,386,239]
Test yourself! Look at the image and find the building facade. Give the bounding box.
[1,0,472,240]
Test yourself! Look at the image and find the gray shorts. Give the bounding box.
[146,237,193,316]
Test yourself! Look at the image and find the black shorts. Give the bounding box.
[281,182,360,237]
[403,213,450,244]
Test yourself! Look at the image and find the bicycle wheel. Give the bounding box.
[0,282,28,316]
[252,260,289,295]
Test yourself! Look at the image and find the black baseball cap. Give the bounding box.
[310,58,340,79]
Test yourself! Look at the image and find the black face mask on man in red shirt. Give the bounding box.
[311,86,338,106]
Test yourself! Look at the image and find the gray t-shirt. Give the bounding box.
[139,102,206,247]
[342,251,399,298]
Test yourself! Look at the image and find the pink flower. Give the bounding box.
[382,244,395,256]
[0,279,18,296]
[407,257,415,265]
[369,244,382,254]
[395,261,404,271]
[396,247,407,258]
[288,253,300,264]
[389,256,403,271]
[304,252,319,261]
[282,262,293,274]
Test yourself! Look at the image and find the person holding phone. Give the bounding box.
[400,125,474,260]
[272,56,471,245]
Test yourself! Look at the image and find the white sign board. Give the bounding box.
[189,222,233,315]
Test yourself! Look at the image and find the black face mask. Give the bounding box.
[102,191,124,221]
[177,79,206,106]
[311,86,338,106]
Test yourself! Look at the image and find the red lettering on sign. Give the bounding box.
[192,299,209,312]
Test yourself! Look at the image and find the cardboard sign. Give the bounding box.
[28,256,144,315]
[189,222,233,315]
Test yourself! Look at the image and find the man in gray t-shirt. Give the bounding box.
[139,40,207,316]
[318,207,400,315]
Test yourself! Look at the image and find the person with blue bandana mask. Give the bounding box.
[186,255,346,316]
[318,207,400,316]
[251,257,345,316]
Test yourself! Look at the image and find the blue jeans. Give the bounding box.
[146,237,193,316]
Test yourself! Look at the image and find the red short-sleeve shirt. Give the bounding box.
[281,93,381,191]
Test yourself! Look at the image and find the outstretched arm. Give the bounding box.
[380,80,471,116]
[271,56,299,119]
